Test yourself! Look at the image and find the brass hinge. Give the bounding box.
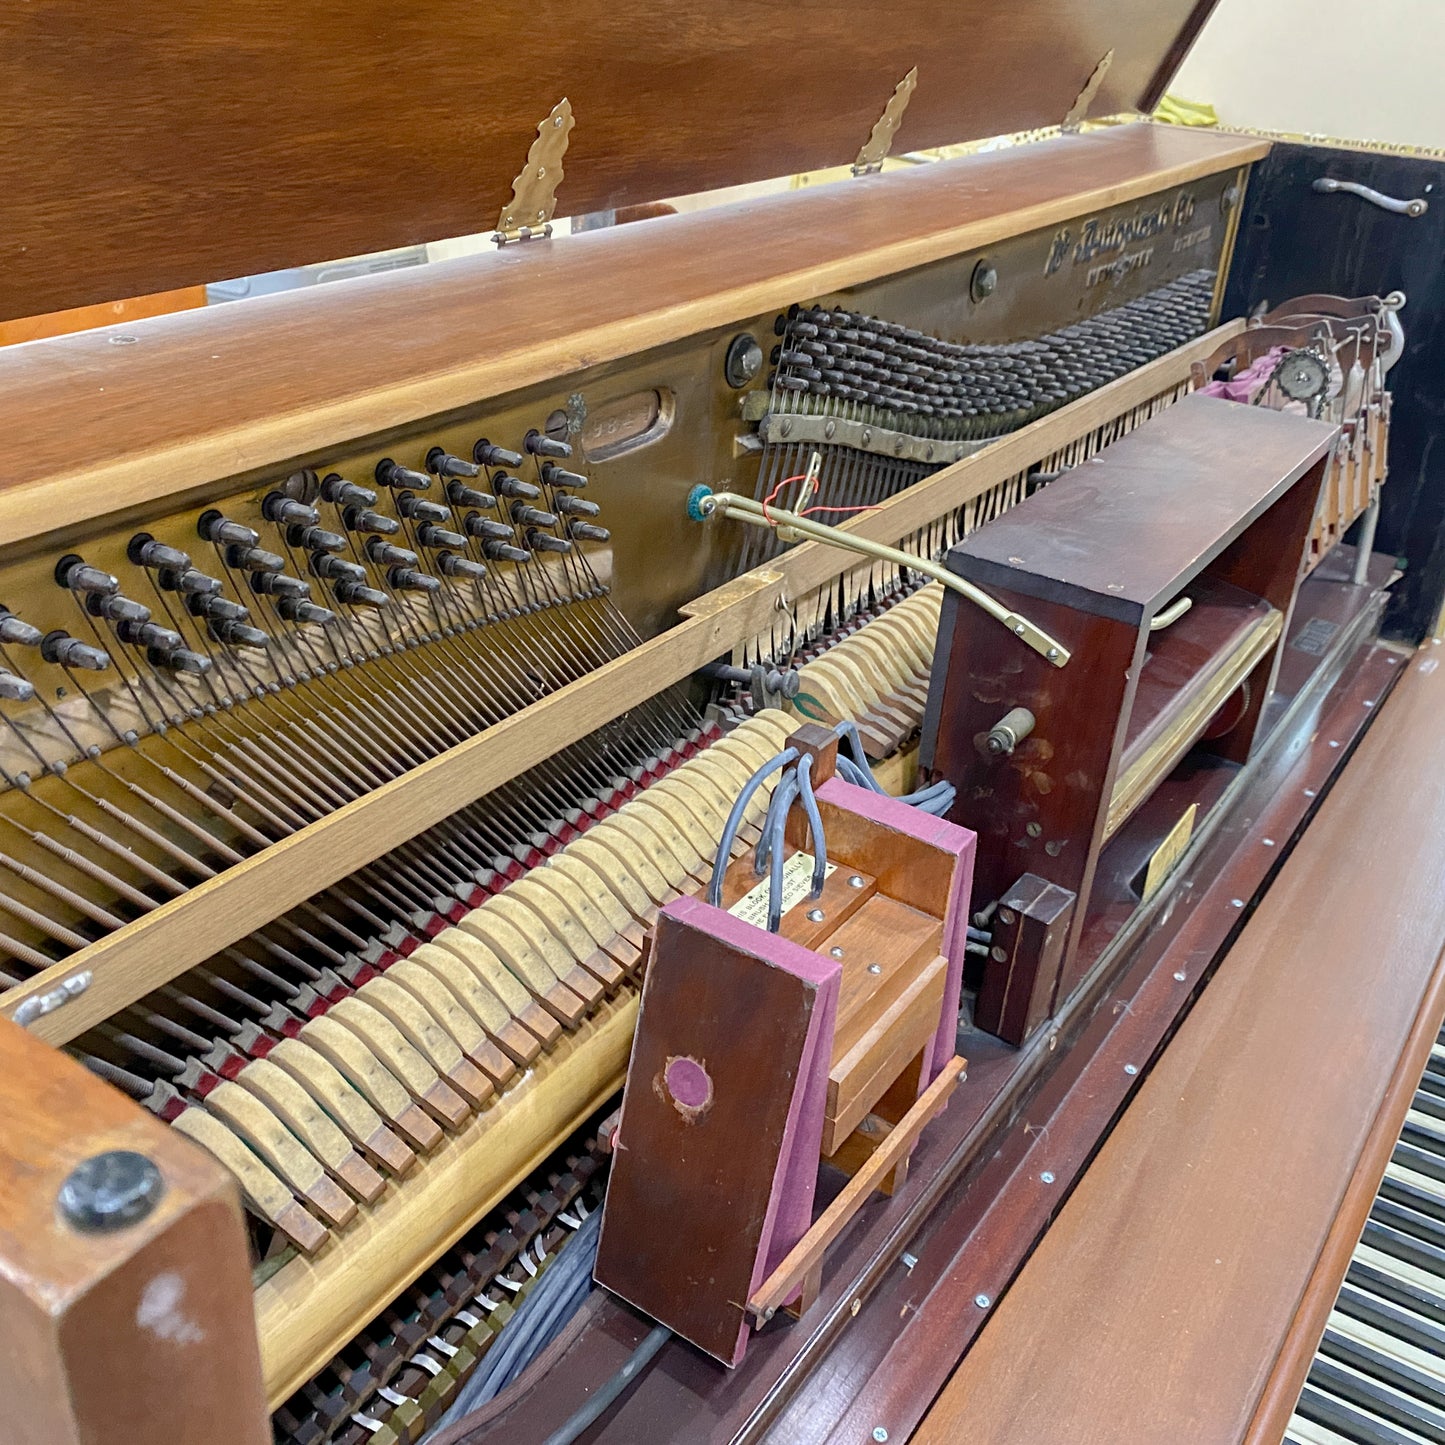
[1062,50,1114,133]
[493,98,575,245]
[852,68,918,176]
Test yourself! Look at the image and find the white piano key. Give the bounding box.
[1286,1413,1367,1445]
[1325,1307,1445,1391]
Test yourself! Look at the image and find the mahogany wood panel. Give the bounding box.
[915,643,1445,1445]
[0,287,205,346]
[0,1017,267,1443]
[0,125,1264,553]
[0,2,1221,319]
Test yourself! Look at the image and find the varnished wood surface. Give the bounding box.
[915,643,1445,1445]
[0,322,1241,1049]
[0,5,1223,319]
[0,125,1265,554]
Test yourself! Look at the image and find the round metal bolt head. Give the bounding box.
[1124,1063,1138,1076]
[1173,971,1186,982]
[867,963,882,975]
[975,1293,992,1309]
[874,1430,891,1443]
[806,908,825,923]
[830,946,845,960]
[58,1150,164,1233]
[997,908,1016,927]
[848,875,865,889]
[1040,1170,1055,1184]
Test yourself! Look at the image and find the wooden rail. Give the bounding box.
[0,322,1242,1045]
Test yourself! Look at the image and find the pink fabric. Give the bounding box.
[1200,345,1289,404]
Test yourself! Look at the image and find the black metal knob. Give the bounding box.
[41,632,111,670]
[524,430,571,459]
[320,473,376,506]
[365,539,417,567]
[375,458,431,490]
[472,439,524,469]
[446,481,496,509]
[198,511,260,547]
[342,506,400,536]
[262,493,319,527]
[495,474,541,501]
[426,447,481,479]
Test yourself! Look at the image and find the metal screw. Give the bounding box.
[830,946,845,959]
[1013,623,1026,635]
[997,908,1016,926]
[1026,822,1042,838]
[1328,739,1340,748]
[862,428,873,445]
[58,1151,164,1233]
[806,908,825,923]
[990,945,1008,962]
[1304,788,1316,798]
[848,875,865,889]
[1040,1170,1055,1184]
[1124,1063,1138,1076]
[780,419,793,438]
[1047,647,1061,662]
[874,1429,890,1443]
[1173,970,1186,982]
[867,963,882,975]
[1231,898,1244,908]
[1262,837,1274,846]
[975,1293,991,1309]
[901,1251,918,1270]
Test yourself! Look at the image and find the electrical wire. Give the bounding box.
[538,1323,673,1445]
[707,746,796,906]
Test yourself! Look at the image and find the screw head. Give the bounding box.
[867,963,882,975]
[806,908,825,923]
[997,908,1016,927]
[1040,1170,1055,1184]
[874,1430,891,1443]
[1124,1063,1138,1076]
[975,1293,992,1309]
[1173,971,1186,982]
[848,874,865,889]
[830,946,845,959]
[58,1150,164,1233]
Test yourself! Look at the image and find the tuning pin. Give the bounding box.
[208,619,270,650]
[464,513,514,542]
[0,671,35,701]
[387,566,442,593]
[333,580,390,609]
[511,503,557,528]
[435,552,487,581]
[567,521,612,543]
[249,572,311,599]
[365,539,418,568]
[540,462,588,489]
[553,494,600,517]
[375,458,431,490]
[495,474,541,501]
[480,538,530,563]
[287,524,346,553]
[472,439,524,469]
[525,530,572,555]
[225,544,286,572]
[41,632,110,671]
[524,430,571,460]
[396,493,449,523]
[320,474,377,507]
[128,535,193,572]
[148,645,211,675]
[416,523,466,549]
[310,555,366,583]
[342,505,401,536]
[82,593,150,625]
[197,511,260,547]
[187,594,249,622]
[0,611,43,647]
[426,447,482,479]
[446,481,496,509]
[261,493,319,527]
[158,567,223,597]
[118,619,183,651]
[276,597,337,626]
[56,557,120,596]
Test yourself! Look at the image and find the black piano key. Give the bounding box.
[1408,1091,1445,1127]
[1373,1197,1445,1256]
[1297,1381,1436,1445]
[1336,1282,1445,1361]
[1318,1323,1445,1419]
[1363,1218,1445,1279]
[1399,1127,1445,1174]
[1348,1260,1445,1330]
[1381,1168,1445,1227]
[1306,1357,1445,1443]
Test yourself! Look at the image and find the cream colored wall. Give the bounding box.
[1173,0,1445,150]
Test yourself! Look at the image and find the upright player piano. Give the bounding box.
[3,3,1444,1442]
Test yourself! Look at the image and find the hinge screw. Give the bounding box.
[975,1293,992,1309]
[58,1150,164,1233]
[874,1430,890,1443]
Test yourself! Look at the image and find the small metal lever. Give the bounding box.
[1313,177,1428,218]
[1150,596,1193,632]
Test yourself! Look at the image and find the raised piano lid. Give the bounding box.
[1,0,1221,320]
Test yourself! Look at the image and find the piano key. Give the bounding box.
[1335,1285,1445,1377]
[1320,1311,1445,1406]
[1373,1197,1445,1257]
[1305,1355,1445,1442]
[1296,1381,1437,1445]
[1287,1411,1377,1445]
[1351,1247,1445,1325]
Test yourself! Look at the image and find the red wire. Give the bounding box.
[759,475,880,527]
[799,503,880,518]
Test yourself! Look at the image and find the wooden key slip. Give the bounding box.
[235,1057,386,1203]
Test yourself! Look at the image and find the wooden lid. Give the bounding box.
[2,1,1218,321]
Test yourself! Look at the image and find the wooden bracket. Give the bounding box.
[494,98,575,245]
[852,68,918,176]
[1062,49,1114,133]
